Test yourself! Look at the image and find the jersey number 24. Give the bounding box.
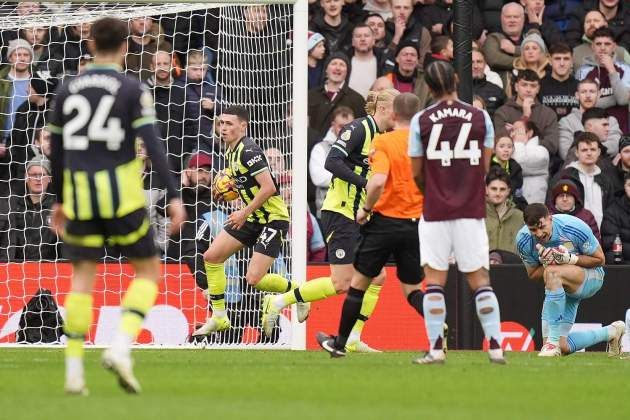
[63,94,125,151]
[426,122,480,166]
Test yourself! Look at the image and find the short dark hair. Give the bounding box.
[577,78,599,91]
[331,105,354,121]
[573,131,600,149]
[222,105,249,123]
[485,166,511,187]
[90,18,128,53]
[549,43,572,56]
[393,92,420,121]
[353,23,372,35]
[592,27,616,42]
[582,107,608,125]
[514,69,540,84]
[425,60,457,97]
[431,35,451,54]
[364,13,385,23]
[523,203,549,226]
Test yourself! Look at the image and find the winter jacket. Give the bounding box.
[482,32,521,72]
[547,178,601,244]
[600,193,630,263]
[512,136,550,204]
[384,17,431,68]
[309,128,336,216]
[308,83,366,136]
[576,56,630,132]
[612,162,629,195]
[493,98,559,157]
[473,76,506,117]
[485,200,525,255]
[7,193,59,261]
[490,157,528,209]
[558,108,622,161]
[542,0,584,48]
[415,1,484,40]
[523,15,566,48]
[573,38,630,69]
[309,12,354,53]
[479,0,504,34]
[175,75,218,155]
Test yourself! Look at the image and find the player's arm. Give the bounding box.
[517,233,544,281]
[408,113,425,192]
[410,157,424,193]
[482,110,495,173]
[324,123,368,188]
[47,92,67,235]
[573,246,605,268]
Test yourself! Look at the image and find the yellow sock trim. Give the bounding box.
[255,273,291,293]
[63,292,93,358]
[283,277,336,306]
[205,262,227,312]
[351,284,382,334]
[120,278,158,338]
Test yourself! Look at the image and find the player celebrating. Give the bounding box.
[316,93,427,357]
[515,203,625,357]
[261,89,400,352]
[192,106,309,336]
[48,18,186,395]
[409,61,505,365]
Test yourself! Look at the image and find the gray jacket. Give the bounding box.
[558,108,621,161]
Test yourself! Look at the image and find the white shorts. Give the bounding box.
[419,217,489,272]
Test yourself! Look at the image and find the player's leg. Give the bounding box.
[456,218,505,364]
[346,269,385,353]
[64,260,97,395]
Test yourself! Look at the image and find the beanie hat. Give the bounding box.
[6,38,34,61]
[323,51,351,79]
[308,31,325,52]
[551,178,580,201]
[26,157,51,175]
[521,30,547,54]
[395,39,419,57]
[619,135,630,152]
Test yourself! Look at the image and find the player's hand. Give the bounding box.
[225,208,248,230]
[356,208,369,225]
[599,53,616,74]
[536,244,555,267]
[50,203,67,237]
[549,245,579,265]
[167,198,186,235]
[522,97,534,118]
[500,39,516,55]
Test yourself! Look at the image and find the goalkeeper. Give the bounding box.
[48,18,185,395]
[515,203,624,357]
[192,106,310,337]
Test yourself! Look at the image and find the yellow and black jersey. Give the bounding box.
[321,115,379,221]
[226,136,289,224]
[48,64,177,221]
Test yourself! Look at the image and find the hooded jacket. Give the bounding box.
[512,136,550,204]
[308,82,366,136]
[309,11,353,53]
[472,76,506,117]
[547,178,601,243]
[558,108,622,161]
[485,200,524,255]
[309,128,336,215]
[601,192,630,263]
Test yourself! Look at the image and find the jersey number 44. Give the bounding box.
[426,122,481,167]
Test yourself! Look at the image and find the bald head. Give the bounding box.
[501,2,525,37]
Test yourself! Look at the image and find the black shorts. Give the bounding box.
[224,220,288,258]
[320,210,360,264]
[353,213,424,285]
[63,208,157,261]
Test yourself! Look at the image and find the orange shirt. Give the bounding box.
[369,128,423,219]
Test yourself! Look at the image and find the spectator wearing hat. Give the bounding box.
[601,172,630,264]
[538,43,579,119]
[6,157,59,261]
[547,177,601,242]
[380,40,419,94]
[612,136,630,193]
[308,52,366,136]
[384,0,431,68]
[308,31,326,89]
[309,0,354,53]
[502,30,549,97]
[576,27,630,132]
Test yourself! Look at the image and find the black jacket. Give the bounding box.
[490,157,528,210]
[478,0,505,34]
[308,83,366,136]
[601,193,630,263]
[309,11,354,53]
[472,77,506,117]
[8,193,59,261]
[542,0,585,48]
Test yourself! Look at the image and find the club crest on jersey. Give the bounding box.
[340,129,351,141]
[335,249,345,259]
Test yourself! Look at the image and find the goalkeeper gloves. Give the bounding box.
[536,244,578,266]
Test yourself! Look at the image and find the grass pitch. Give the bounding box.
[1,349,628,420]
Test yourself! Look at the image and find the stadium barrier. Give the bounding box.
[1,263,629,351]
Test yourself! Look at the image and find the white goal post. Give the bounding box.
[0,0,308,350]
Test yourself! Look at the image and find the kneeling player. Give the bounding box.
[516,203,625,357]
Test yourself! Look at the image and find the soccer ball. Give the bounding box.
[213,169,239,201]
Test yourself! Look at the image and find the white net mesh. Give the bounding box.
[0,1,295,348]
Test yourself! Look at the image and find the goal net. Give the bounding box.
[0,1,306,349]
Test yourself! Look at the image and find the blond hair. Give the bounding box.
[365,88,400,115]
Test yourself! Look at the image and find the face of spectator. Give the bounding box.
[592,35,616,61]
[309,41,326,60]
[26,165,50,195]
[265,148,285,174]
[370,76,394,91]
[494,137,513,162]
[396,47,418,76]
[244,5,268,32]
[22,27,46,46]
[331,112,354,135]
[326,58,348,83]
[152,51,171,82]
[9,47,32,72]
[136,138,147,160]
[575,141,601,166]
[501,4,525,37]
[527,215,552,242]
[391,0,413,23]
[189,167,213,186]
[187,59,207,82]
[514,78,540,101]
[522,41,543,65]
[219,114,247,144]
[621,146,630,169]
[576,81,599,110]
[443,40,454,60]
[352,27,375,53]
[36,128,51,156]
[320,0,343,19]
[472,50,486,80]
[16,2,40,16]
[486,179,510,206]
[584,117,609,141]
[584,11,607,39]
[550,52,572,79]
[131,17,153,36]
[601,0,620,8]
[366,16,386,42]
[555,193,576,213]
[73,21,92,40]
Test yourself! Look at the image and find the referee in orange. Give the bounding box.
[317,93,426,357]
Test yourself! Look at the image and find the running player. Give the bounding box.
[48,18,186,394]
[261,89,400,352]
[409,61,505,365]
[192,106,310,336]
[316,93,427,357]
[516,203,625,357]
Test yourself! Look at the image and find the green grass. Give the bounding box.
[1,349,628,420]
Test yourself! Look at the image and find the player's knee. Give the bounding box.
[331,278,350,294]
[543,266,563,287]
[372,270,386,285]
[245,272,261,286]
[203,249,223,264]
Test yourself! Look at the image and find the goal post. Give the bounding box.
[0,0,308,350]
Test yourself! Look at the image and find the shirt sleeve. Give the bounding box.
[130,84,157,129]
[47,89,65,203]
[483,110,495,149]
[570,217,600,256]
[329,122,366,157]
[408,112,424,158]
[240,145,270,176]
[516,231,539,268]
[369,137,390,175]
